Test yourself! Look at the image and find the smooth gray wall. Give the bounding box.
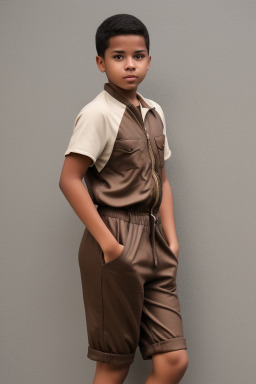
[1,1,255,383]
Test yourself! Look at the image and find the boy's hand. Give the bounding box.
[169,243,179,261]
[103,242,125,264]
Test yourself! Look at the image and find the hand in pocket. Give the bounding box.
[103,243,124,264]
[169,245,179,261]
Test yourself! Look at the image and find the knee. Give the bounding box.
[151,349,188,383]
[166,349,189,375]
[94,361,130,384]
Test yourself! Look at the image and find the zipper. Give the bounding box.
[128,107,160,216]
[129,106,160,267]
[144,128,160,267]
[145,130,160,214]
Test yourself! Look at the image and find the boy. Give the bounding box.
[59,14,189,384]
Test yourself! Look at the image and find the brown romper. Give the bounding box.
[65,83,187,366]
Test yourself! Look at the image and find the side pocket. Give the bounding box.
[101,218,132,268]
[157,224,179,264]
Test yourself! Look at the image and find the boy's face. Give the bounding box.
[96,34,151,92]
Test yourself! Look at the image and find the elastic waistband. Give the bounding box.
[97,205,161,226]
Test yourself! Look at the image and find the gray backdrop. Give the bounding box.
[1,1,255,383]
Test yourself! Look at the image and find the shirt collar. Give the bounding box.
[104,82,156,117]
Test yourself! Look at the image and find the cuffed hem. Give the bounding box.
[87,346,135,366]
[140,337,187,360]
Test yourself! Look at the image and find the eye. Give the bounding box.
[135,54,145,60]
[113,55,123,60]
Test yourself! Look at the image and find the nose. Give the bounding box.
[125,56,136,70]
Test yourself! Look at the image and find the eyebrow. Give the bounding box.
[111,50,147,53]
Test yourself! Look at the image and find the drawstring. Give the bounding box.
[128,211,132,231]
[149,212,158,267]
[128,209,159,268]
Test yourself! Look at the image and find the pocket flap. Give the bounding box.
[154,135,165,150]
[114,138,141,153]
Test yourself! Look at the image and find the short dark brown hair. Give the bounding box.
[95,14,150,59]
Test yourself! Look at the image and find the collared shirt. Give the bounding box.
[65,82,172,213]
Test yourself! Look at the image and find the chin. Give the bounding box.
[117,82,136,89]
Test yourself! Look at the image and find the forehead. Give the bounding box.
[107,34,147,51]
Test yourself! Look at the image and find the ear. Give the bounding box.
[147,55,151,70]
[96,56,105,72]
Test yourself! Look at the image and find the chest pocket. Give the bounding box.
[154,134,165,168]
[108,138,142,171]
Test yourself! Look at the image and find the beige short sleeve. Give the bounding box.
[64,105,109,170]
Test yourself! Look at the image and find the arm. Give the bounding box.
[159,166,179,258]
[59,153,124,263]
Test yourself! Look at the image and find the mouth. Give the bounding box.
[124,75,138,79]
[123,75,138,82]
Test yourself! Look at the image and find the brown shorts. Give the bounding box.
[78,206,187,366]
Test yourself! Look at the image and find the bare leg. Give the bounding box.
[144,350,189,384]
[92,361,131,384]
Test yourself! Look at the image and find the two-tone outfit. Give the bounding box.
[64,82,187,365]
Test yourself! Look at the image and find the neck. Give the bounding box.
[107,81,140,106]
